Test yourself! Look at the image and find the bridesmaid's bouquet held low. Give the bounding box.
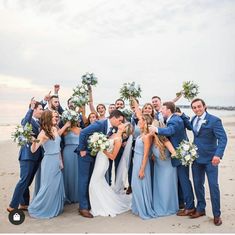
[176,81,199,101]
[88,132,110,156]
[81,72,98,86]
[120,82,142,100]
[71,84,89,108]
[175,140,198,166]
[11,123,35,147]
[61,109,81,124]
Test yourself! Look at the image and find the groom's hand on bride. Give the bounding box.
[80,151,86,157]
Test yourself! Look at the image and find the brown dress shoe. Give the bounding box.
[79,209,94,218]
[190,211,206,219]
[19,205,28,211]
[214,217,222,226]
[177,208,195,216]
[6,207,15,213]
[126,186,132,195]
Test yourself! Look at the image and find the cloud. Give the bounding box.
[0,0,234,108]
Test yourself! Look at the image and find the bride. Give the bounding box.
[89,123,132,217]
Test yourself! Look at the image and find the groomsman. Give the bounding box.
[7,99,43,212]
[182,98,227,226]
[115,98,125,110]
[151,94,182,122]
[108,104,116,115]
[149,101,195,216]
[41,84,64,115]
[77,110,125,218]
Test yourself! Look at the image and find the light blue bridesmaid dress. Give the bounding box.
[62,131,80,203]
[151,145,179,216]
[28,135,65,219]
[131,135,157,220]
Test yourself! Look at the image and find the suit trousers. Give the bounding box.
[10,160,39,208]
[177,165,195,210]
[192,161,220,217]
[77,155,95,210]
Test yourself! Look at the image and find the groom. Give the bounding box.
[77,109,125,218]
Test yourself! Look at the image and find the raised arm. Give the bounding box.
[58,121,71,136]
[31,131,47,153]
[21,98,36,126]
[88,85,97,114]
[131,97,142,120]
[172,92,183,103]
[104,123,126,160]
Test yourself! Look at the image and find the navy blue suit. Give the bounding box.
[9,109,43,208]
[157,114,195,210]
[184,112,227,217]
[77,119,108,210]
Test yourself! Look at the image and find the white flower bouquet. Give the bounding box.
[88,132,110,156]
[175,140,199,166]
[120,82,142,100]
[11,123,35,147]
[71,84,89,108]
[81,72,98,86]
[176,81,199,101]
[61,109,80,124]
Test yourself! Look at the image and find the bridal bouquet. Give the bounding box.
[71,84,89,108]
[12,123,35,147]
[88,132,110,156]
[81,72,98,86]
[120,82,142,100]
[175,140,198,166]
[61,109,81,124]
[176,81,199,101]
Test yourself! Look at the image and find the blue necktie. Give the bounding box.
[193,117,201,134]
[155,112,160,121]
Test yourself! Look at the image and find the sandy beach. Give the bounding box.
[0,115,235,233]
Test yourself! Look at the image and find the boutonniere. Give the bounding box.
[201,119,207,125]
[112,129,116,134]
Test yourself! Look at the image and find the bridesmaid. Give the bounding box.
[28,110,70,219]
[151,129,179,216]
[88,85,106,120]
[131,114,157,219]
[62,118,81,203]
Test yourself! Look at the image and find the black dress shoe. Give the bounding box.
[214,217,222,226]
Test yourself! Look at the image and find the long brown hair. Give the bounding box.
[40,110,54,140]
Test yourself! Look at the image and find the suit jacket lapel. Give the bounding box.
[104,119,108,134]
[197,112,209,134]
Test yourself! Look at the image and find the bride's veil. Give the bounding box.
[113,134,133,194]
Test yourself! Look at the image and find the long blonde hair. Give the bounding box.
[140,114,153,134]
[152,119,166,160]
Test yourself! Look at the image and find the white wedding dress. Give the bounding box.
[89,138,132,217]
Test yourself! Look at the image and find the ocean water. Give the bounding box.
[1,108,234,142]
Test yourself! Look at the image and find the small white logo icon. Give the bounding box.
[13,213,20,221]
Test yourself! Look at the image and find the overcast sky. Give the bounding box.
[0,0,235,119]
